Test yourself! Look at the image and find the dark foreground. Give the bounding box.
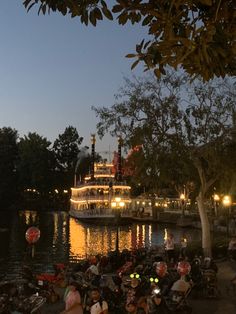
[41,260,236,314]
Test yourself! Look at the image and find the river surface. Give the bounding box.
[0,211,201,278]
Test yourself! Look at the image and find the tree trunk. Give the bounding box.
[197,191,212,257]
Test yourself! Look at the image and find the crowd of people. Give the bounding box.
[56,232,225,314]
[2,232,235,313]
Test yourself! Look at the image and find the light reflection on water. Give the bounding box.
[0,211,201,276]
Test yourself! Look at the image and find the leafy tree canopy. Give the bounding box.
[23,0,235,80]
[93,72,195,194]
[17,132,55,193]
[53,126,83,172]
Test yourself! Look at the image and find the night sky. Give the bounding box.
[0,1,148,151]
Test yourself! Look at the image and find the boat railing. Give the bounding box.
[73,181,130,188]
[71,195,131,202]
[70,209,133,217]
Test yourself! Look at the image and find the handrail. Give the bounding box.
[73,181,130,188]
[71,195,131,201]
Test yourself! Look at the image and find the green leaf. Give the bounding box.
[118,12,129,25]
[126,54,136,58]
[112,5,123,13]
[131,59,139,70]
[154,68,161,78]
[89,10,97,26]
[142,15,152,26]
[94,8,103,21]
[102,6,113,20]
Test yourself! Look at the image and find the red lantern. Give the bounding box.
[177,261,191,276]
[155,262,168,278]
[25,226,40,244]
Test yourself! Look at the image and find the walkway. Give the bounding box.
[190,260,236,314]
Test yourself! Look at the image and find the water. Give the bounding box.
[0,211,201,277]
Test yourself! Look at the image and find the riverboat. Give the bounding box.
[69,135,132,224]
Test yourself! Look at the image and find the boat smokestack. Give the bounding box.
[91,134,96,181]
[117,136,122,181]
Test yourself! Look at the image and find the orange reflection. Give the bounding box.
[53,213,59,247]
[24,210,37,225]
[70,219,86,259]
[69,219,132,259]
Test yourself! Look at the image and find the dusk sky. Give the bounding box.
[0,1,148,151]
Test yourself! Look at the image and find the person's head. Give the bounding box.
[149,276,159,289]
[68,281,80,292]
[155,261,168,278]
[125,301,138,313]
[91,288,100,301]
[130,273,141,288]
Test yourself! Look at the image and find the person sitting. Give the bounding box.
[86,261,100,286]
[61,281,83,314]
[145,281,169,314]
[89,288,108,314]
[168,278,191,303]
[125,299,145,314]
[153,262,174,297]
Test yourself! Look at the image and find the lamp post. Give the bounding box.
[180,193,186,216]
[213,194,220,217]
[222,195,232,236]
[111,197,125,252]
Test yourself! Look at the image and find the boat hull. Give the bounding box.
[69,210,132,225]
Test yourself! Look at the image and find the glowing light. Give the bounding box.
[70,199,131,204]
[111,202,117,208]
[164,228,168,241]
[142,202,145,205]
[95,163,113,168]
[137,201,140,205]
[180,193,185,200]
[115,197,121,202]
[72,185,131,192]
[85,174,115,180]
[213,194,220,201]
[63,190,68,193]
[119,201,125,207]
[222,195,231,207]
[55,189,59,194]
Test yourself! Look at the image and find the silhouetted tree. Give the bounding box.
[53,126,83,187]
[17,132,55,194]
[0,127,18,210]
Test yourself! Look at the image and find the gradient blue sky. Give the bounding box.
[0,1,148,151]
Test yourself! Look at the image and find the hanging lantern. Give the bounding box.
[25,226,40,244]
[155,261,168,278]
[177,261,191,276]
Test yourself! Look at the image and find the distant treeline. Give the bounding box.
[0,126,89,211]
